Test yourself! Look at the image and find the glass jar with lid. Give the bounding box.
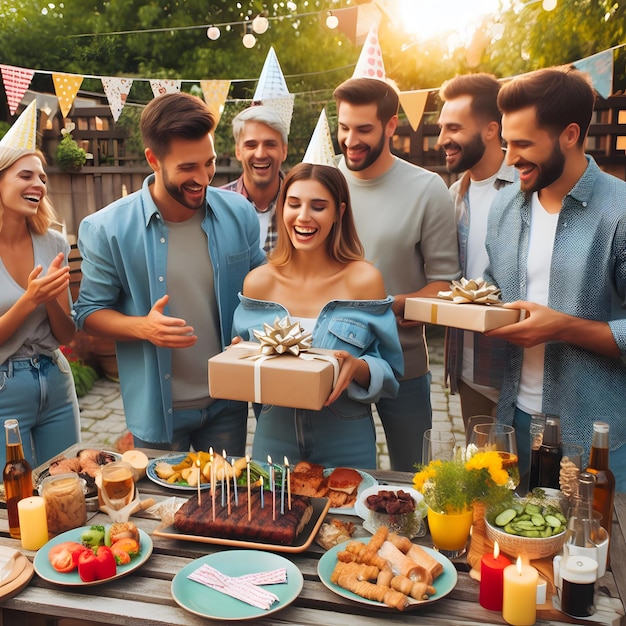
[40,472,87,534]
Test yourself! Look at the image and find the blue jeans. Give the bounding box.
[375,373,432,471]
[133,399,248,456]
[253,400,377,469]
[0,353,80,469]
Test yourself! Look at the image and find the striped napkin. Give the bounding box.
[188,565,286,610]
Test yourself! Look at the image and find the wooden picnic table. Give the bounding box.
[0,443,624,626]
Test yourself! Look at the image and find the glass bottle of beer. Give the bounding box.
[585,421,615,536]
[3,419,33,539]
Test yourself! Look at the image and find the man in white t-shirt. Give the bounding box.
[437,74,516,430]
[484,67,626,489]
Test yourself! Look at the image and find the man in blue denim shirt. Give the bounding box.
[483,67,626,490]
[75,93,265,454]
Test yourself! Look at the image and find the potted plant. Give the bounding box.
[55,123,88,172]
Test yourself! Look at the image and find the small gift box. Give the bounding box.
[405,278,525,333]
[208,318,338,411]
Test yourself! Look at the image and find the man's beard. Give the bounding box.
[162,170,205,210]
[445,132,486,173]
[342,131,387,172]
[522,141,565,196]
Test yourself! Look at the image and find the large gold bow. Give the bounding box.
[437,277,502,305]
[252,316,312,356]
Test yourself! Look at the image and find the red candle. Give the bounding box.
[480,541,511,611]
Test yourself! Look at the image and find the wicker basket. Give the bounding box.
[484,518,567,560]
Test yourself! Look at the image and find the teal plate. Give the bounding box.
[317,538,457,609]
[33,526,152,586]
[171,550,303,621]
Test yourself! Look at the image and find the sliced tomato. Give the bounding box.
[48,542,91,573]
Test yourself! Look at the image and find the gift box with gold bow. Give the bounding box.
[208,317,339,411]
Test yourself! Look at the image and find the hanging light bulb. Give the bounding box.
[252,14,269,34]
[542,0,557,10]
[242,33,257,48]
[326,12,339,29]
[206,26,221,40]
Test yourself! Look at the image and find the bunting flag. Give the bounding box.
[200,79,231,126]
[52,72,84,117]
[355,2,382,46]
[399,90,430,131]
[0,65,35,115]
[101,77,133,122]
[0,99,37,151]
[302,109,336,167]
[333,6,358,45]
[352,23,386,81]
[573,49,614,99]
[149,79,181,98]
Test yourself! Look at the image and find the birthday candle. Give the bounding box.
[209,447,215,521]
[285,457,291,510]
[196,458,201,506]
[226,459,231,516]
[221,449,226,506]
[268,455,276,521]
[280,458,286,515]
[260,476,264,508]
[246,455,251,522]
[232,458,239,506]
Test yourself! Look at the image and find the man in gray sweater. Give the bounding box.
[334,78,461,471]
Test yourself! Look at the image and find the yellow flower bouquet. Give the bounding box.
[413,449,513,514]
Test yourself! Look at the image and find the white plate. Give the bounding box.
[323,468,377,516]
[33,527,152,586]
[318,538,457,609]
[354,485,426,538]
[146,453,213,492]
[172,550,303,621]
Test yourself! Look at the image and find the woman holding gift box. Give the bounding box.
[232,162,403,469]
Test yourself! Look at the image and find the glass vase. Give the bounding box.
[427,505,473,558]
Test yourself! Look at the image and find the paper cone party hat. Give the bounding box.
[0,100,37,152]
[302,109,336,167]
[352,23,386,82]
[252,47,294,134]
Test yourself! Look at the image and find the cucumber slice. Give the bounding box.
[495,508,517,527]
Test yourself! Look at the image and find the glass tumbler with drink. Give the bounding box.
[469,423,520,490]
[99,461,137,522]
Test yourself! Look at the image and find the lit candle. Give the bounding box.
[221,449,226,506]
[285,456,291,510]
[246,455,251,522]
[232,458,238,506]
[268,455,275,521]
[502,556,538,625]
[260,476,264,509]
[479,541,511,611]
[17,496,48,550]
[280,458,286,515]
[196,458,202,507]
[226,457,231,516]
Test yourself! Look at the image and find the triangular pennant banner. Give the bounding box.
[352,23,386,81]
[200,79,231,126]
[333,6,358,45]
[0,65,35,115]
[52,73,84,118]
[101,77,133,122]
[253,47,290,100]
[149,79,181,98]
[258,94,295,135]
[302,109,336,167]
[0,99,37,151]
[573,49,614,99]
[399,90,429,132]
[355,2,382,46]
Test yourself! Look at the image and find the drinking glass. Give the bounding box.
[99,461,136,521]
[422,429,456,464]
[470,423,520,489]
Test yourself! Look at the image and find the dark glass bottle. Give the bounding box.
[538,416,562,489]
[585,421,615,535]
[2,419,33,539]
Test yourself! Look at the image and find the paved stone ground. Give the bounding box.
[77,327,463,470]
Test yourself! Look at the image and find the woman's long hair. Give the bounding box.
[0,150,60,235]
[269,163,364,266]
